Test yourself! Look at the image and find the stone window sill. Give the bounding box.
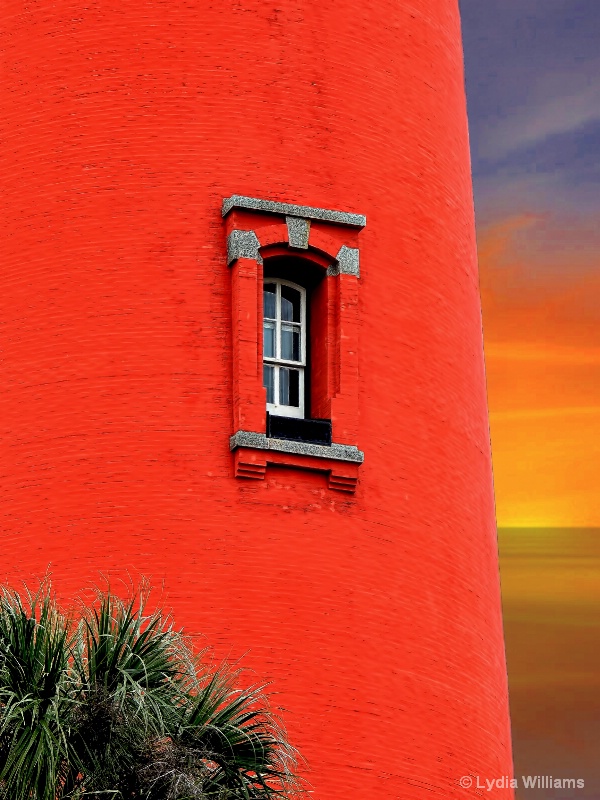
[230,431,363,493]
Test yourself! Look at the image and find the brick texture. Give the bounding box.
[0,1,514,797]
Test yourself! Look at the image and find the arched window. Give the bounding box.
[224,194,364,489]
[263,279,306,418]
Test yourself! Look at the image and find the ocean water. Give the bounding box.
[498,528,600,799]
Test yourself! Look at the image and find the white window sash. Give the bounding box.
[264,280,306,418]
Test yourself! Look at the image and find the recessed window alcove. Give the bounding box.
[223,195,365,493]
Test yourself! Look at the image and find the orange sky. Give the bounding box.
[478,213,600,527]
[461,4,600,792]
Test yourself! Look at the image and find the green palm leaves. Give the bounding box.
[0,584,300,799]
[0,588,73,799]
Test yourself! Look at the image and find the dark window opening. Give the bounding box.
[267,413,332,446]
[263,257,331,443]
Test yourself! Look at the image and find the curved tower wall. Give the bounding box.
[1,2,513,798]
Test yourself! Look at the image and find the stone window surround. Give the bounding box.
[223,194,366,493]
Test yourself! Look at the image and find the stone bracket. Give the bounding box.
[327,245,360,277]
[226,229,262,265]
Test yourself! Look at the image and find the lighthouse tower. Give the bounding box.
[1,1,513,797]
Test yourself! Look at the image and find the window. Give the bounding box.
[223,194,365,491]
[263,280,306,418]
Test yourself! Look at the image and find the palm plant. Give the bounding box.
[0,582,301,799]
[0,586,74,798]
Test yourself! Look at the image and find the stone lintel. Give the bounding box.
[223,195,366,228]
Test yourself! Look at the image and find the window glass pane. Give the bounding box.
[263,321,275,358]
[263,284,276,319]
[281,285,301,322]
[279,368,300,407]
[288,369,300,407]
[263,365,275,404]
[281,324,301,362]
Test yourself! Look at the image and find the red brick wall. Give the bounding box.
[1,1,514,797]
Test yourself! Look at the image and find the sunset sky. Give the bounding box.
[461,0,600,529]
[460,1,600,797]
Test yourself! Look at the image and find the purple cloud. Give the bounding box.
[460,0,600,217]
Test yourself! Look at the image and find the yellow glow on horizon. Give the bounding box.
[478,215,600,528]
[490,397,600,527]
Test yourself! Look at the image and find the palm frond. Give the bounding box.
[160,668,300,799]
[0,582,75,800]
[0,581,302,800]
